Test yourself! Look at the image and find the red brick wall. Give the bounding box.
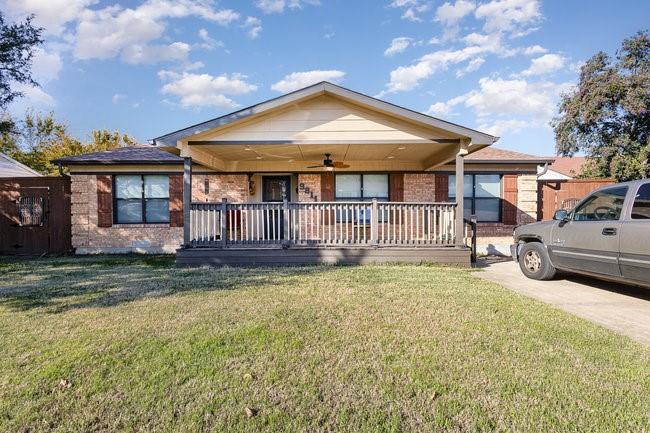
[404,173,436,202]
[298,174,321,202]
[191,174,249,203]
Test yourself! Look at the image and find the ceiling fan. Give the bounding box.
[307,153,350,170]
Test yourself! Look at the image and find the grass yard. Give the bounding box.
[0,256,648,433]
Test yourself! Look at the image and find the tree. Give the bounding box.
[1,111,139,175]
[552,30,650,181]
[0,12,43,112]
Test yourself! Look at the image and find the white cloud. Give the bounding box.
[271,70,345,93]
[198,28,224,50]
[478,119,529,136]
[520,53,566,76]
[384,37,412,57]
[384,34,510,92]
[4,0,95,35]
[425,94,467,116]
[431,77,572,120]
[436,0,475,25]
[112,93,125,103]
[455,57,484,77]
[121,42,191,64]
[389,0,432,22]
[14,83,56,106]
[474,0,541,36]
[523,45,547,55]
[74,0,239,62]
[31,48,63,82]
[255,0,320,14]
[159,70,257,108]
[242,16,263,39]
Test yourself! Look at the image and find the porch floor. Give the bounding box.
[176,246,471,267]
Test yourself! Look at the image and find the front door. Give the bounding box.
[619,182,650,285]
[262,176,291,240]
[548,185,629,277]
[262,176,290,202]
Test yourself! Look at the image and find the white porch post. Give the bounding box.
[455,152,465,246]
[183,157,192,246]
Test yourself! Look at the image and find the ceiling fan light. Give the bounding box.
[325,166,334,171]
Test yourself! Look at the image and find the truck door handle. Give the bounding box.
[602,227,617,236]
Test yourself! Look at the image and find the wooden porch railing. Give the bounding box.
[188,199,460,248]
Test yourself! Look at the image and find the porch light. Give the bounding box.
[255,156,262,160]
[387,155,395,159]
[397,146,406,150]
[244,146,252,151]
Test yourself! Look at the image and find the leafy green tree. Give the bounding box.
[0,12,43,112]
[0,112,138,175]
[552,30,650,181]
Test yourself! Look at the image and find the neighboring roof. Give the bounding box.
[0,152,42,177]
[153,81,499,148]
[547,156,586,178]
[465,147,553,164]
[54,146,184,165]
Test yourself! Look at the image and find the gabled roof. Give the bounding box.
[0,152,42,177]
[547,156,586,177]
[54,146,184,165]
[465,147,553,164]
[153,81,499,148]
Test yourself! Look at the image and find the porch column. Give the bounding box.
[183,157,192,246]
[455,152,464,246]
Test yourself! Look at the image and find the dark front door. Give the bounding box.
[262,176,291,240]
[262,176,290,202]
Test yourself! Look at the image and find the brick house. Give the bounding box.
[56,82,551,265]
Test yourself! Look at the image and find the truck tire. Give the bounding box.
[518,242,557,280]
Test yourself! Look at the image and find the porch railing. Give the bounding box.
[188,199,460,248]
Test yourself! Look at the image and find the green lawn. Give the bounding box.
[0,256,648,433]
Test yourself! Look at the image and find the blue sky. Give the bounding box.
[4,0,649,156]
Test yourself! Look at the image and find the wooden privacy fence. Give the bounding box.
[537,178,614,221]
[0,177,71,255]
[189,200,460,247]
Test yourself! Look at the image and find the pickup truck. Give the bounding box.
[511,179,650,288]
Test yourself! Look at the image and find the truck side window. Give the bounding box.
[631,183,650,219]
[573,186,628,221]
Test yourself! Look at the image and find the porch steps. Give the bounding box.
[176,246,471,267]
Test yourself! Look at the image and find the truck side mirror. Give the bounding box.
[553,209,569,221]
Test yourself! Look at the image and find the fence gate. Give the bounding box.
[537,178,614,221]
[0,177,71,255]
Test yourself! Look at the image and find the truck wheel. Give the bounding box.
[518,242,556,280]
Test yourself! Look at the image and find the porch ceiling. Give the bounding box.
[187,140,459,171]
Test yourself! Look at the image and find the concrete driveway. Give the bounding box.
[476,259,650,345]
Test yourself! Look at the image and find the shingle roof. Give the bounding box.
[0,152,42,177]
[547,156,586,177]
[466,147,552,163]
[54,146,183,165]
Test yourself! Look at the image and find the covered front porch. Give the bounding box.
[153,82,496,266]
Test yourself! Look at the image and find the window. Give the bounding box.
[114,175,169,224]
[632,183,650,219]
[573,186,628,221]
[448,174,501,222]
[335,174,388,224]
[17,196,44,226]
[335,174,389,200]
